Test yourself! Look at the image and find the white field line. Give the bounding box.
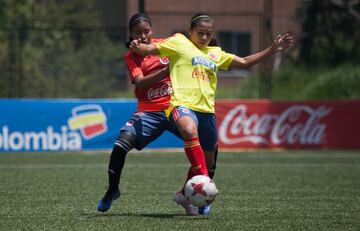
[0,162,357,169]
[0,163,188,169]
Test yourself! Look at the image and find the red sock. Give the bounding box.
[184,138,208,176]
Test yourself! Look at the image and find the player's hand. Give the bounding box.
[272,33,294,52]
[129,39,141,52]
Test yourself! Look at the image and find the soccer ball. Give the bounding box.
[184,175,218,207]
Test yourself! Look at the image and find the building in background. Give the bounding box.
[129,1,299,48]
[121,0,301,94]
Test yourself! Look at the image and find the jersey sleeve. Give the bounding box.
[124,53,143,82]
[217,50,235,70]
[154,33,182,57]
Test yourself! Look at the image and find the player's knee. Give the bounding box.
[180,125,198,139]
[176,117,198,139]
[114,131,136,152]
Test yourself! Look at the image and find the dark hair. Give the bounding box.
[125,13,152,48]
[190,13,218,46]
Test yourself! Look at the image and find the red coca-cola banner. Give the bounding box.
[216,100,360,149]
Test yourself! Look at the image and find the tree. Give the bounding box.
[0,0,126,98]
[298,0,360,66]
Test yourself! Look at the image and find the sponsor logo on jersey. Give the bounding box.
[148,83,172,100]
[208,51,220,62]
[192,56,216,71]
[192,67,212,81]
[159,57,170,65]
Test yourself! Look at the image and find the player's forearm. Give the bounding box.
[134,67,168,89]
[131,43,159,56]
[231,45,276,69]
[232,33,294,69]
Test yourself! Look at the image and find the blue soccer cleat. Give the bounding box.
[198,204,212,216]
[97,187,120,212]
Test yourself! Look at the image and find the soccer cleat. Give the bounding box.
[97,187,120,212]
[173,191,199,215]
[198,204,212,216]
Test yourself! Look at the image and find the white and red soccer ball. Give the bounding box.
[184,175,218,207]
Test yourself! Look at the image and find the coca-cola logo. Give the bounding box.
[219,105,332,145]
[147,83,172,100]
[192,67,212,81]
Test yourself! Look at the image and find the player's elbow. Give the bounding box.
[231,57,249,69]
[133,77,147,89]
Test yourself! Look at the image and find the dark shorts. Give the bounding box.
[170,105,217,152]
[120,111,181,150]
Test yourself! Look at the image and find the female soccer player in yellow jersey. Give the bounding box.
[130,13,294,215]
[97,13,204,215]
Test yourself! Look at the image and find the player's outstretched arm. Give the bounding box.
[230,32,294,69]
[129,39,160,56]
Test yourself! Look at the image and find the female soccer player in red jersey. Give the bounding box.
[97,13,206,215]
[130,12,294,215]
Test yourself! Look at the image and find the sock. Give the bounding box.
[184,137,208,176]
[180,138,209,195]
[107,140,131,190]
[208,144,218,179]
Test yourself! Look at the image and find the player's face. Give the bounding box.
[189,21,214,49]
[130,21,153,44]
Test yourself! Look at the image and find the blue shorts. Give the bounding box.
[169,105,217,152]
[120,111,181,150]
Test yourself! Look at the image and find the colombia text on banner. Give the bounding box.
[0,99,182,152]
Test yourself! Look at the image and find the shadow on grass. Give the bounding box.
[81,212,208,219]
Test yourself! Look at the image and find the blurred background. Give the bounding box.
[0,0,359,100]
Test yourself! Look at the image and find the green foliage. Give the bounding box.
[297,64,360,100]
[297,0,360,65]
[0,0,127,98]
[0,0,35,31]
[271,62,360,100]
[222,62,360,100]
[22,30,126,98]
[216,76,260,99]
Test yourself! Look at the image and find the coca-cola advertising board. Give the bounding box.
[216,100,360,149]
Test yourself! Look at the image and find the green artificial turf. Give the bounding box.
[0,150,359,230]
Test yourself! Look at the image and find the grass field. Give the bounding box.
[0,150,359,231]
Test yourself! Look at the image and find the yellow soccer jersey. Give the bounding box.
[155,33,235,113]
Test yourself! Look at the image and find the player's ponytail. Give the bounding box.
[190,13,218,46]
[125,13,152,48]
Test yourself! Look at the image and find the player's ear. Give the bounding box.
[187,27,193,36]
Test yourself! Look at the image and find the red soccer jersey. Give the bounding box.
[124,39,172,111]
